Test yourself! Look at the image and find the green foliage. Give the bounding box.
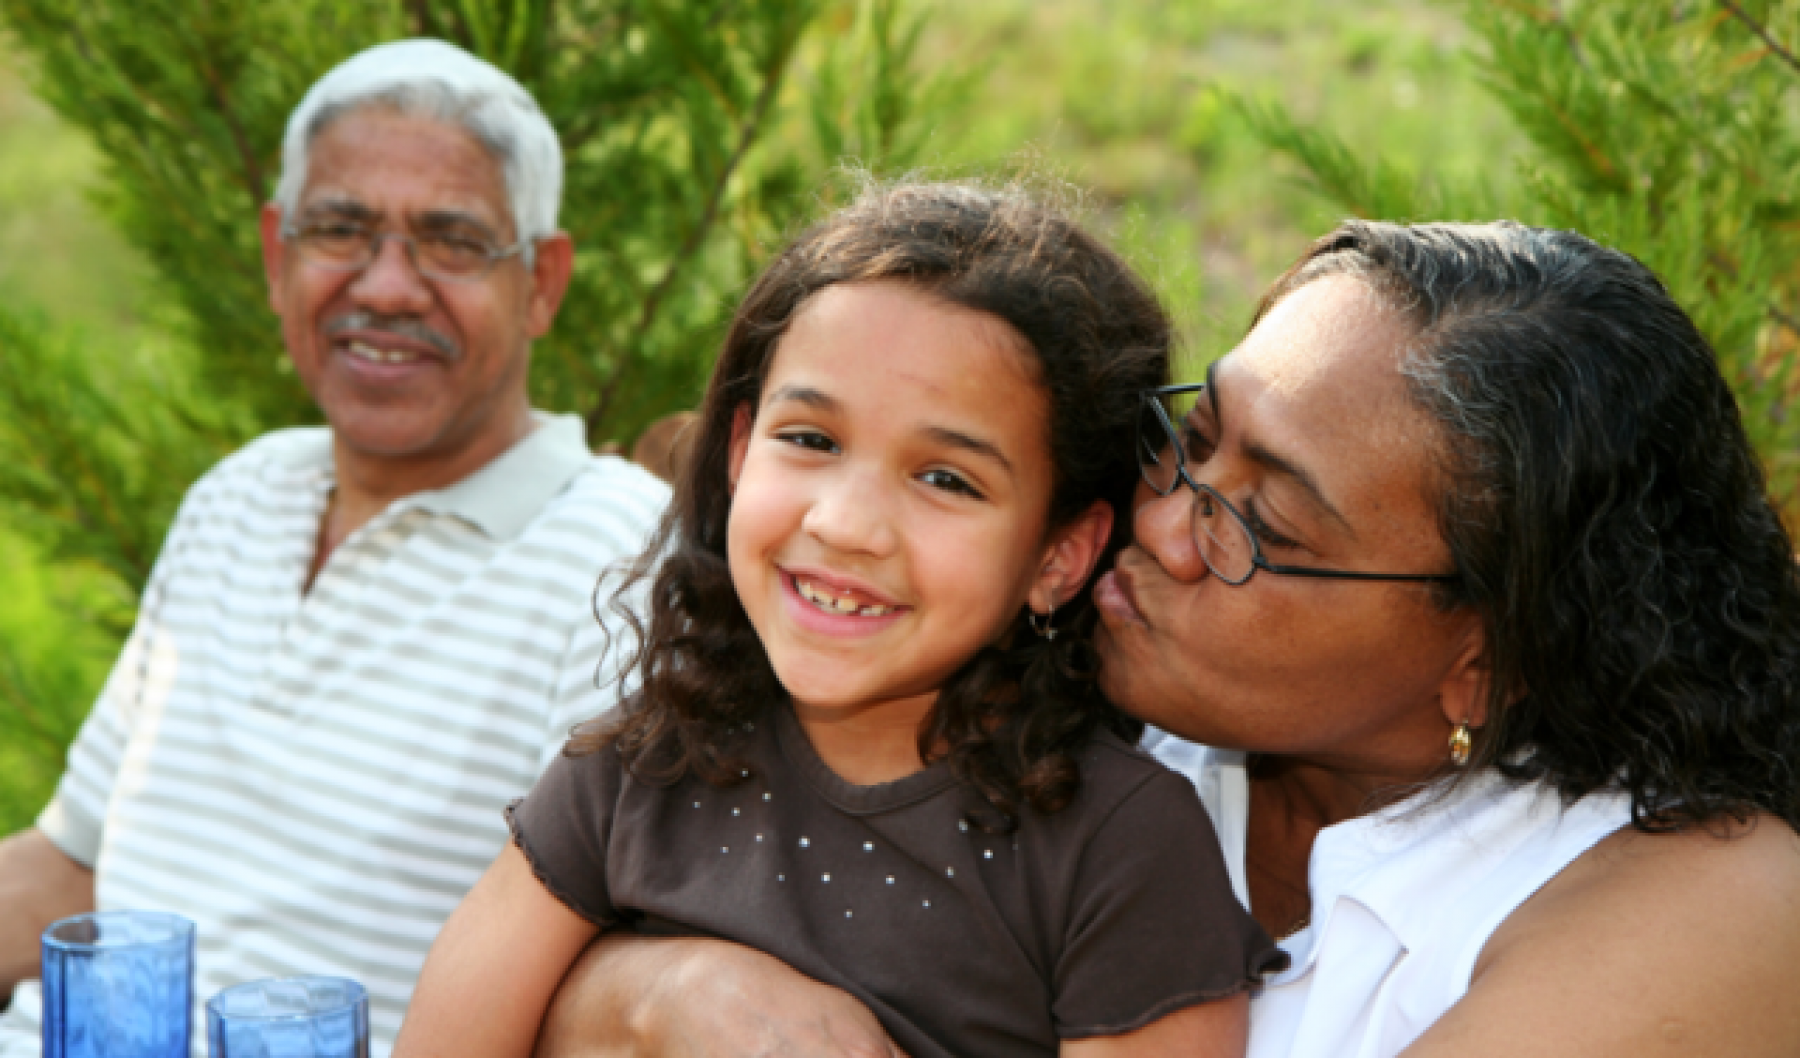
[921,0,1526,368]
[0,520,132,834]
[1236,0,1800,521]
[0,308,237,593]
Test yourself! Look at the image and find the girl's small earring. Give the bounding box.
[1028,607,1058,641]
[1448,722,1473,767]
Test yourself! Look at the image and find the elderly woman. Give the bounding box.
[536,221,1800,1056]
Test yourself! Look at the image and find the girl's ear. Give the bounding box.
[1027,500,1114,614]
[727,403,754,494]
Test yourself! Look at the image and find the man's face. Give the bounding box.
[260,107,568,467]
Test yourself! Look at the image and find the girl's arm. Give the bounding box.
[395,841,601,1058]
[1061,992,1248,1058]
[1403,818,1800,1057]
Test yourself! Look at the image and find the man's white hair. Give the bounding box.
[275,39,562,258]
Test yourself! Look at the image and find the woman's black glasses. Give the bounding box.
[1136,383,1460,586]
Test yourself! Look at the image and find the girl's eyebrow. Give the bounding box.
[764,383,1013,477]
[922,425,1014,476]
[764,384,838,411]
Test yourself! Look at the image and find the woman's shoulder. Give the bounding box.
[1407,815,1800,1056]
[1487,813,1800,967]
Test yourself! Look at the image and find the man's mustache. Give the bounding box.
[324,311,460,361]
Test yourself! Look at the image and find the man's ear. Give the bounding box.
[1438,616,1509,732]
[727,403,754,494]
[525,232,576,338]
[260,203,288,315]
[1027,500,1114,614]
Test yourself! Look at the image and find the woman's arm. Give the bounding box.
[1404,817,1800,1057]
[1060,992,1247,1058]
[395,842,600,1058]
[534,934,907,1058]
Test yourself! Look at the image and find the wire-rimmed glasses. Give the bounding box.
[282,221,527,283]
[1136,383,1460,586]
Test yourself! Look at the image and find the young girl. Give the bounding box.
[396,182,1280,1058]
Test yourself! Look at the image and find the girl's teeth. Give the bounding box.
[796,577,891,617]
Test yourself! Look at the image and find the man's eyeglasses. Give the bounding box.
[1137,382,1460,586]
[282,221,528,283]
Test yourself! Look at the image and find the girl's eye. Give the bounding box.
[775,429,838,454]
[920,468,984,500]
[1244,501,1301,552]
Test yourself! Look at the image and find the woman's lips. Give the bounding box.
[1094,568,1147,627]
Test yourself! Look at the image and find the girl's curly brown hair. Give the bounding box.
[576,180,1171,828]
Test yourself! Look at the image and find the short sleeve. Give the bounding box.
[37,481,198,867]
[539,580,646,776]
[506,744,627,929]
[1053,768,1283,1039]
[537,463,666,776]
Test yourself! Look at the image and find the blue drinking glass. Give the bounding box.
[42,910,195,1058]
[207,976,369,1058]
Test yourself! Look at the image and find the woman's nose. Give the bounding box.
[802,469,900,558]
[1132,486,1208,583]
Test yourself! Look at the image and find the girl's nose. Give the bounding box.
[802,469,900,559]
[1132,485,1208,583]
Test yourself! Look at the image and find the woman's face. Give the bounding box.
[1094,275,1484,776]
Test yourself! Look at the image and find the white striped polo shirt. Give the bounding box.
[1,414,669,1057]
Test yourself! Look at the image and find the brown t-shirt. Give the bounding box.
[508,705,1282,1057]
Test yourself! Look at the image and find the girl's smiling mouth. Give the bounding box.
[796,578,896,616]
[780,568,910,632]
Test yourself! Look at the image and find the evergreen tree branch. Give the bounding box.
[1719,0,1800,77]
[403,0,435,36]
[1768,302,1800,339]
[585,38,794,436]
[200,60,270,208]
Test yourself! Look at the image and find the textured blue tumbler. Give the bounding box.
[42,910,195,1058]
[207,976,369,1058]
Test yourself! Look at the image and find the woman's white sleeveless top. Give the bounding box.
[1145,734,1632,1058]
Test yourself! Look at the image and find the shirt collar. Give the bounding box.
[1164,741,1514,971]
[280,412,595,542]
[406,412,593,541]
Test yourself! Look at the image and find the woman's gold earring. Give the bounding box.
[1449,723,1473,767]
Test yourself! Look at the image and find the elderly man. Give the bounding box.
[0,39,666,1055]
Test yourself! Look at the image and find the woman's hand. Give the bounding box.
[535,934,908,1058]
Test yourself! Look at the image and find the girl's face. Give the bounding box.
[728,281,1076,726]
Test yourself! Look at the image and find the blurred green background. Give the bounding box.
[1,0,1794,833]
